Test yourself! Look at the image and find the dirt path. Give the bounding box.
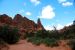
[9,40,72,50]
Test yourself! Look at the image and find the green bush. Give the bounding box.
[27,37,42,45]
[0,25,20,44]
[43,38,59,47]
[34,30,48,38]
[48,31,60,39]
[26,30,59,46]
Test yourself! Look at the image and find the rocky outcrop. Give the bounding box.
[0,14,12,25]
[0,14,45,33]
[13,14,37,32]
[37,18,44,31]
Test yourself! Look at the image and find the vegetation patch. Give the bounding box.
[0,25,20,44]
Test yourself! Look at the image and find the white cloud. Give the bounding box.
[62,2,73,6]
[30,0,40,6]
[45,24,64,30]
[45,22,73,30]
[44,25,54,30]
[39,5,55,19]
[56,24,64,30]
[18,10,31,16]
[26,12,31,16]
[58,0,73,7]
[58,0,67,3]
[66,22,73,26]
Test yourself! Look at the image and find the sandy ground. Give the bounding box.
[9,40,72,50]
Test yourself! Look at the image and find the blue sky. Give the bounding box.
[0,0,75,30]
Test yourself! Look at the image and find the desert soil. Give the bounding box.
[8,40,72,50]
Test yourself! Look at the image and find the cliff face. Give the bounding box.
[0,14,44,33]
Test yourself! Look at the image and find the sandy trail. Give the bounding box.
[9,40,72,50]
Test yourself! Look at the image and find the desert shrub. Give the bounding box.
[0,25,20,44]
[26,30,59,46]
[24,32,34,39]
[42,38,59,47]
[27,37,42,45]
[49,31,60,39]
[62,29,75,40]
[67,39,75,50]
[34,30,49,38]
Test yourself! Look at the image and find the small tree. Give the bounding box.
[0,25,20,44]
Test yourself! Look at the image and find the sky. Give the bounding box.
[0,0,75,30]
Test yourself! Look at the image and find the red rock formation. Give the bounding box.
[0,14,12,25]
[37,18,44,31]
[13,14,37,32]
[0,14,45,33]
[12,14,24,26]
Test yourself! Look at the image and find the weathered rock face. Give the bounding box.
[0,14,12,25]
[37,18,44,31]
[0,14,45,33]
[13,14,37,32]
[13,14,25,27]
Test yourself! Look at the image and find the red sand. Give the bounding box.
[9,40,72,50]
